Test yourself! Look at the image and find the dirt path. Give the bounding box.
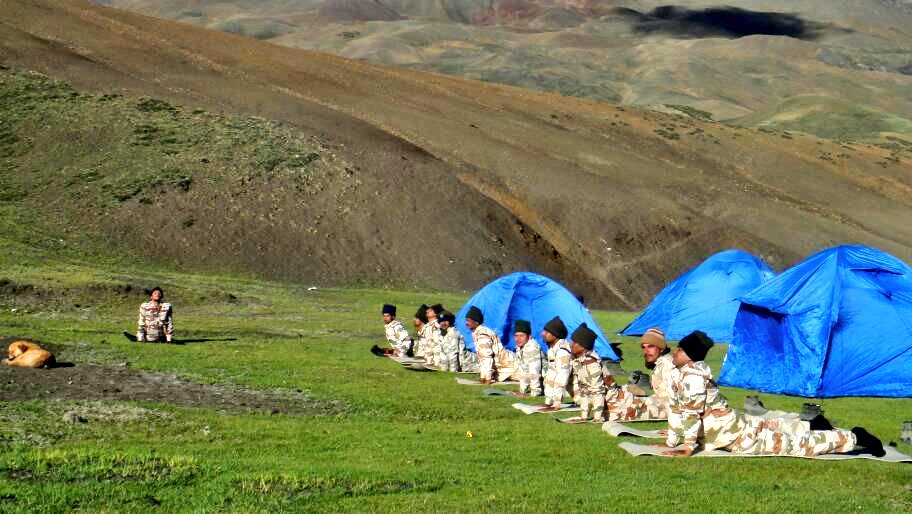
[0,361,340,416]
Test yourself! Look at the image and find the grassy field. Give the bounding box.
[1,228,911,513]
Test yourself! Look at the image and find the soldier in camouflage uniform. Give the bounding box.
[464,306,518,383]
[136,287,173,343]
[605,327,674,422]
[421,304,443,366]
[540,316,572,409]
[436,311,478,372]
[569,323,606,422]
[662,331,885,458]
[513,320,545,397]
[412,305,431,360]
[382,304,411,356]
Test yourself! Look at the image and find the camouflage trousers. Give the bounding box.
[605,385,668,421]
[518,372,543,396]
[729,415,855,457]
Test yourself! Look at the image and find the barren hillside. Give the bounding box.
[1,0,911,308]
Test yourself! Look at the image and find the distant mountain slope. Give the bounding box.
[1,0,910,308]
[96,0,912,140]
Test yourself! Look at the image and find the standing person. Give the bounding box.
[136,287,173,343]
[513,320,545,397]
[662,331,885,458]
[437,310,477,372]
[569,323,606,422]
[605,327,675,422]
[541,316,572,410]
[381,304,411,356]
[464,306,517,384]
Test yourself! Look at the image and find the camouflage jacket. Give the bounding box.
[473,325,516,381]
[543,340,573,405]
[571,350,606,395]
[650,352,675,409]
[666,361,741,451]
[137,301,173,342]
[384,319,411,354]
[515,338,545,378]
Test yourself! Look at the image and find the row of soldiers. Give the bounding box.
[382,302,887,458]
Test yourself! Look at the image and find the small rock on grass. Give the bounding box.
[63,411,86,424]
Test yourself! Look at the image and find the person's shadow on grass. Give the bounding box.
[122,332,237,345]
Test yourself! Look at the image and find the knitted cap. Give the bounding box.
[640,327,666,350]
[571,323,597,351]
[678,330,714,362]
[543,316,568,340]
[465,305,484,324]
[513,319,531,335]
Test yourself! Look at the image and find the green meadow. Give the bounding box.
[0,231,910,513]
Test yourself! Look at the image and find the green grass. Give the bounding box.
[0,239,911,512]
[0,67,910,514]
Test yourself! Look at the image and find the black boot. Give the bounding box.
[800,403,823,421]
[370,345,385,357]
[743,395,768,416]
[851,427,886,457]
[808,414,834,431]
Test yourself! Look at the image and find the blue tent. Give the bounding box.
[719,245,912,398]
[620,249,775,342]
[455,272,620,361]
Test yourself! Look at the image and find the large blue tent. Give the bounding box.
[719,245,912,398]
[455,272,619,361]
[620,249,775,342]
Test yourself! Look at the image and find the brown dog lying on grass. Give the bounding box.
[3,340,56,368]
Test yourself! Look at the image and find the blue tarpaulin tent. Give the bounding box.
[719,245,912,398]
[456,272,620,361]
[620,249,775,342]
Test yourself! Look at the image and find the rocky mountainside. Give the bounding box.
[1,0,910,308]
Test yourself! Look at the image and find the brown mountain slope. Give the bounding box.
[1,0,911,308]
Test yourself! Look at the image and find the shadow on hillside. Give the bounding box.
[614,5,834,40]
[121,332,237,344]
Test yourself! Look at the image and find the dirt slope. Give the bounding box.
[1,0,911,308]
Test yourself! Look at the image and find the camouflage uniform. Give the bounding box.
[137,301,173,342]
[667,361,856,456]
[543,340,573,407]
[606,352,674,421]
[516,338,545,396]
[422,320,442,366]
[413,323,432,360]
[571,350,606,421]
[473,325,518,382]
[437,328,478,372]
[384,319,411,355]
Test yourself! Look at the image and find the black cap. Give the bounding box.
[678,330,714,362]
[571,323,597,351]
[415,305,429,324]
[466,305,484,324]
[439,310,455,325]
[382,304,396,316]
[513,319,531,334]
[543,316,568,340]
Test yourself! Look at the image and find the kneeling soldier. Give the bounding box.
[569,323,606,422]
[663,331,885,458]
[541,316,572,410]
[465,306,518,384]
[605,327,674,422]
[437,310,477,372]
[382,304,411,356]
[513,320,545,397]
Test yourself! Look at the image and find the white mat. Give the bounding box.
[618,442,912,462]
[456,377,519,386]
[603,421,665,438]
[556,416,600,424]
[389,355,425,365]
[511,402,580,415]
